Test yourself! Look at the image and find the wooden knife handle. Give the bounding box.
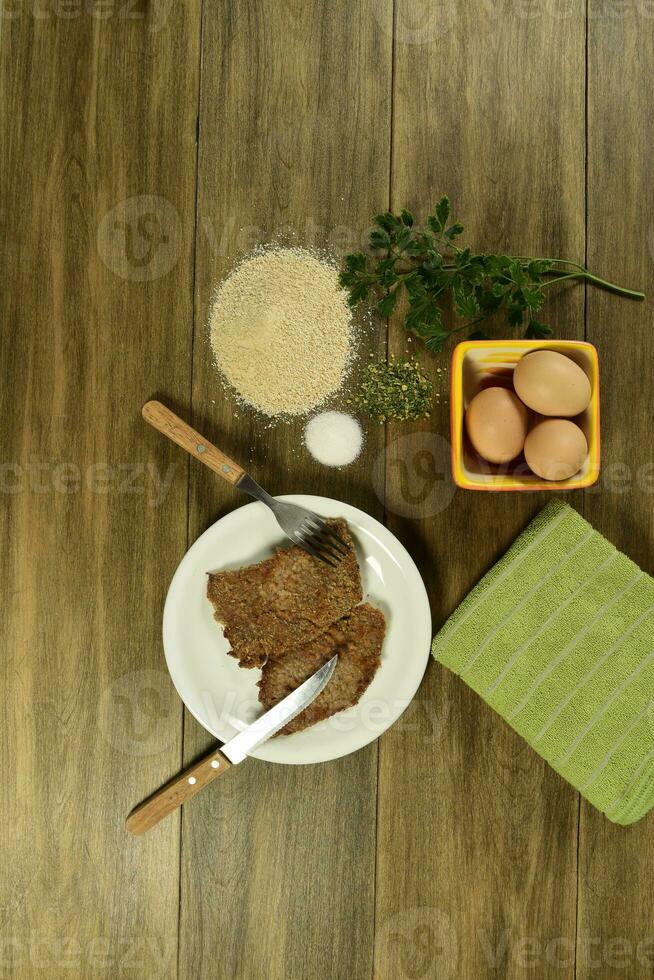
[142,400,245,486]
[126,748,233,836]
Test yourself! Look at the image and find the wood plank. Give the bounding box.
[0,6,201,977]
[178,2,392,978]
[376,6,586,978]
[579,7,654,978]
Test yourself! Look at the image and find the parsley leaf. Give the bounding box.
[377,290,398,318]
[525,319,553,339]
[340,198,644,353]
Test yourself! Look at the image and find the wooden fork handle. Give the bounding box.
[126,748,233,836]
[142,400,245,486]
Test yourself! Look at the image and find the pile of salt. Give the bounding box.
[304,411,364,468]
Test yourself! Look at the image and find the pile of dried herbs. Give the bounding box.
[350,356,433,423]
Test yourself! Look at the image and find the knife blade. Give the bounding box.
[126,654,338,835]
[221,653,338,763]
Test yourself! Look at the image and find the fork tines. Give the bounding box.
[298,518,349,567]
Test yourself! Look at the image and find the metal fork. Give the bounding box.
[142,401,348,567]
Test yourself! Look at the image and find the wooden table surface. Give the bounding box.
[2,3,653,978]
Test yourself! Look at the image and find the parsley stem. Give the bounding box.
[514,255,585,270]
[576,271,644,300]
[541,268,645,300]
[541,271,588,287]
[450,314,490,335]
[513,256,643,298]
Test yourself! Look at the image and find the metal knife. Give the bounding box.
[126,655,337,836]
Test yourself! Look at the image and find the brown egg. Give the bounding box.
[524,419,588,481]
[513,350,591,416]
[465,387,529,464]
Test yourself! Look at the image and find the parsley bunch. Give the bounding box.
[339,196,644,353]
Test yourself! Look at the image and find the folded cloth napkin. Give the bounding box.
[432,500,654,825]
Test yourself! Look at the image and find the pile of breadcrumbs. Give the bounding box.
[209,248,353,417]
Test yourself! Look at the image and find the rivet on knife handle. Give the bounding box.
[125,749,232,836]
[142,400,245,486]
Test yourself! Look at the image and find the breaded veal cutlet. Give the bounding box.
[258,603,386,734]
[206,518,362,669]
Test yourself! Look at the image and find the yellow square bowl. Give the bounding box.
[450,339,600,491]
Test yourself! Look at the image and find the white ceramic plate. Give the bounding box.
[162,495,432,764]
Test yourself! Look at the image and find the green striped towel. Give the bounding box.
[432,500,654,825]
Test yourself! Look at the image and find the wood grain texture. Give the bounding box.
[0,4,201,978]
[376,4,585,978]
[178,2,392,978]
[3,4,654,979]
[580,6,654,979]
